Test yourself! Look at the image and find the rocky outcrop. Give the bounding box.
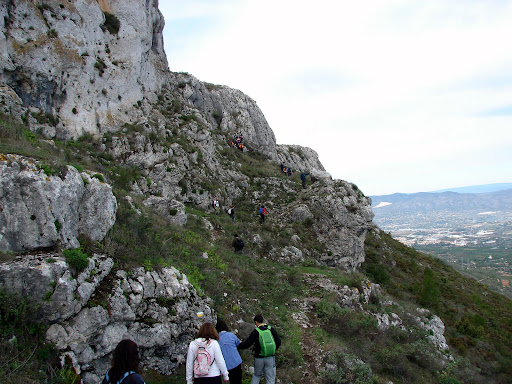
[0,253,213,384]
[0,154,117,252]
[309,180,374,270]
[277,144,329,178]
[174,74,279,161]
[0,0,168,138]
[0,253,113,323]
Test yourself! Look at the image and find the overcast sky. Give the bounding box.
[159,0,512,196]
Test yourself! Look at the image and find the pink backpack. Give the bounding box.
[194,340,213,376]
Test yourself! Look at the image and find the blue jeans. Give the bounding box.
[251,356,276,384]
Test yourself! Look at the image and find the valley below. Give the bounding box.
[372,189,512,298]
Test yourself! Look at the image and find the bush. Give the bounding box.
[101,12,120,34]
[366,263,390,285]
[321,350,372,384]
[417,267,440,308]
[63,248,90,275]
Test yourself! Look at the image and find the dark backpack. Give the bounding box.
[256,326,276,357]
[236,238,244,249]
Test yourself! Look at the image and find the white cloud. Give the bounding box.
[161,0,512,195]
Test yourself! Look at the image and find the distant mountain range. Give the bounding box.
[370,184,512,214]
[431,183,512,194]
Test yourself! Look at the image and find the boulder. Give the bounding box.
[0,154,117,252]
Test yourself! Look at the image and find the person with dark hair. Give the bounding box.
[102,339,145,384]
[186,322,229,384]
[238,314,281,384]
[216,319,243,384]
[232,234,244,253]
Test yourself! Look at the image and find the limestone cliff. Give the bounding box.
[1,0,168,138]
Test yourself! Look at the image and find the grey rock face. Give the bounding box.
[174,73,278,161]
[0,0,168,138]
[0,154,117,252]
[277,144,327,176]
[0,253,113,323]
[0,252,213,384]
[309,180,374,271]
[46,266,213,384]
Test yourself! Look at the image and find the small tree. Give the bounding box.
[418,267,440,308]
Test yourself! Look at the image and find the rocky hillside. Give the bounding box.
[1,1,512,384]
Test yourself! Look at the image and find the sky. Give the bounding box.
[159,0,512,196]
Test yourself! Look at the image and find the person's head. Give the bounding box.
[196,322,219,340]
[253,314,264,325]
[234,233,238,238]
[110,339,141,380]
[216,319,230,333]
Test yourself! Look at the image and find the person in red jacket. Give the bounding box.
[259,205,267,224]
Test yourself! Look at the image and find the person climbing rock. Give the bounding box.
[232,234,244,253]
[227,205,235,222]
[259,205,267,224]
[238,314,281,384]
[212,197,220,215]
[300,172,310,189]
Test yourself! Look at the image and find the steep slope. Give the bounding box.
[0,1,512,384]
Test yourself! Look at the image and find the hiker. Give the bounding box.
[227,205,235,222]
[102,339,145,384]
[287,167,292,177]
[231,132,245,151]
[300,172,310,189]
[216,320,243,384]
[232,234,244,253]
[259,205,267,224]
[238,314,281,384]
[212,197,220,214]
[186,322,229,384]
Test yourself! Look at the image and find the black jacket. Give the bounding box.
[238,324,281,357]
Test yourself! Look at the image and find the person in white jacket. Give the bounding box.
[186,322,229,384]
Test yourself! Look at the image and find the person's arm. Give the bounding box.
[238,329,257,350]
[271,328,281,350]
[185,341,197,384]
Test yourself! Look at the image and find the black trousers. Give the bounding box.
[193,375,222,384]
[228,364,242,384]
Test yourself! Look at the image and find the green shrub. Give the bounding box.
[40,163,57,176]
[101,12,120,34]
[417,267,440,308]
[92,173,104,182]
[366,263,390,285]
[94,58,107,76]
[63,248,90,275]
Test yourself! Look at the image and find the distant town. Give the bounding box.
[371,188,512,298]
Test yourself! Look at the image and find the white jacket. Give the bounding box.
[186,338,229,384]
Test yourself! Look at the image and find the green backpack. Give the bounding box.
[256,326,276,357]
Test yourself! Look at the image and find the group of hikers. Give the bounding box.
[230,132,245,151]
[281,164,311,189]
[102,315,281,384]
